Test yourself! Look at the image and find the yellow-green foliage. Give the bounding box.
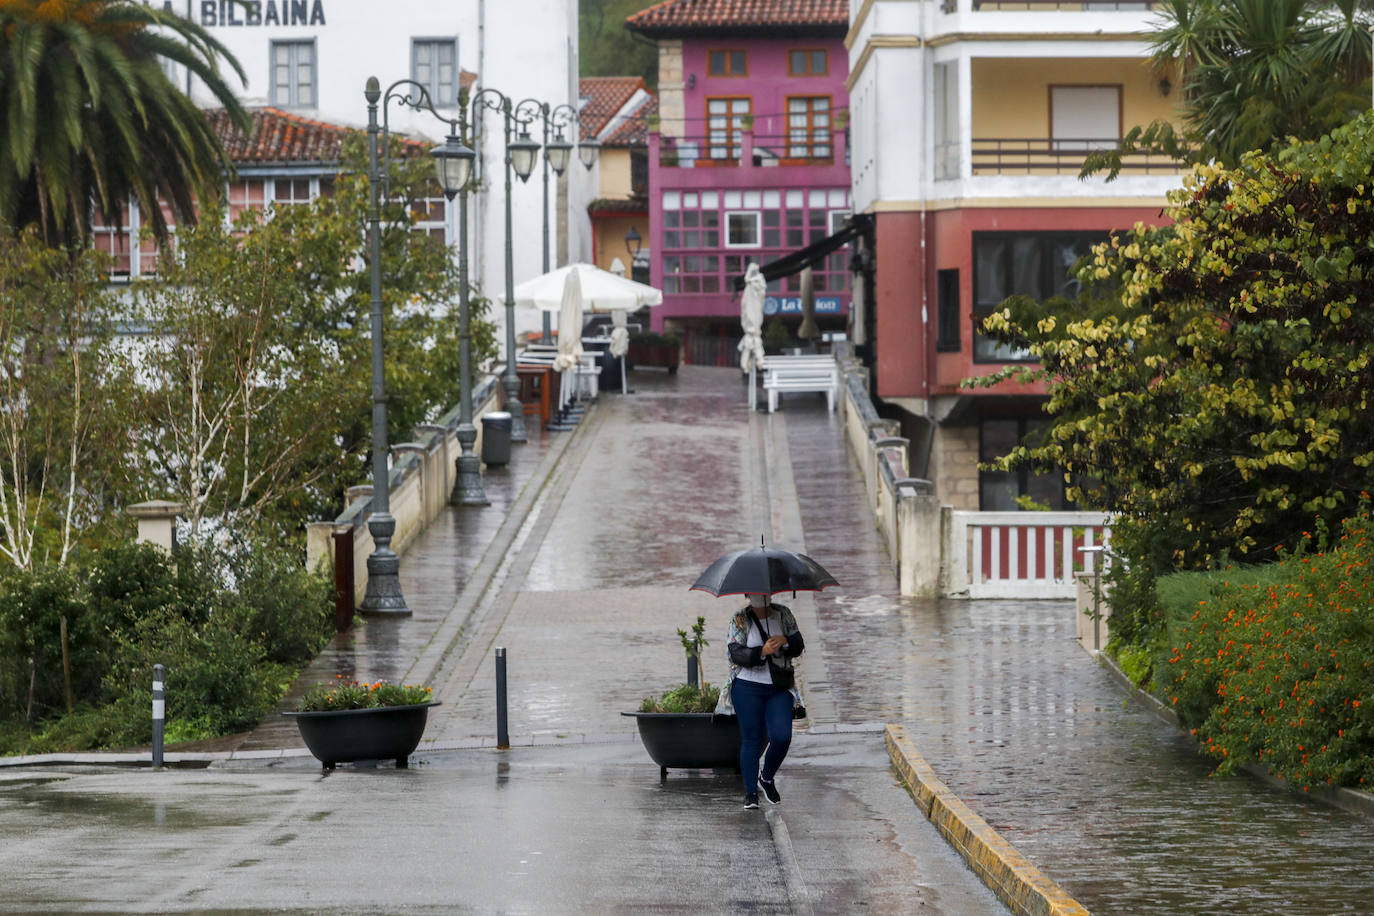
[976,112,1374,568]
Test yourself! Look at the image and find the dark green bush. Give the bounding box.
[629,330,680,347]
[0,528,332,753]
[0,564,94,722]
[1163,507,1374,788]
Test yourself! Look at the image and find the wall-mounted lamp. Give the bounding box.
[687,73,695,90]
[625,225,643,260]
[1158,77,1172,97]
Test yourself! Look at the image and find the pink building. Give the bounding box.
[627,0,851,365]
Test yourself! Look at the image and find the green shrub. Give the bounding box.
[297,678,433,711]
[1162,506,1374,788]
[629,330,680,347]
[639,684,720,713]
[222,533,332,665]
[0,564,94,722]
[761,318,791,354]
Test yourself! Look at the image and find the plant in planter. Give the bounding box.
[627,331,681,374]
[284,677,440,770]
[624,617,740,778]
[761,318,792,355]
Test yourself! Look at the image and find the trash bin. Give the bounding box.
[481,411,513,467]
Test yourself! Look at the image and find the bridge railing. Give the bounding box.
[837,352,1112,598]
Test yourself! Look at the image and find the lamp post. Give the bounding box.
[625,225,643,282]
[522,102,600,344]
[361,76,474,617]
[472,89,539,443]
[448,88,490,507]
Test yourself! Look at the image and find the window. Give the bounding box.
[1050,85,1120,152]
[937,269,960,351]
[725,211,760,247]
[271,40,315,108]
[788,49,827,77]
[786,97,831,160]
[707,49,747,77]
[412,38,458,107]
[274,179,313,206]
[707,97,750,160]
[933,62,960,180]
[979,418,1067,511]
[972,232,1104,362]
[662,255,721,294]
[227,179,267,221]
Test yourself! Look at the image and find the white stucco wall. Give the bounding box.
[171,0,589,344]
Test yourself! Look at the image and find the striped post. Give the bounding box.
[152,664,165,769]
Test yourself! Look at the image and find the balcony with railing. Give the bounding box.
[969,137,1180,176]
[652,128,848,174]
[941,1,1158,11]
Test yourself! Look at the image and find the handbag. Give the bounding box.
[749,610,796,690]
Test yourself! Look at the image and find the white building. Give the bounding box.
[166,0,594,340]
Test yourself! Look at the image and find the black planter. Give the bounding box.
[284,702,440,770]
[622,711,741,778]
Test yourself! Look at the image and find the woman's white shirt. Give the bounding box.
[736,613,782,685]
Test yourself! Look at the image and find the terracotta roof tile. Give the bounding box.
[207,107,359,165]
[602,94,657,147]
[626,0,847,33]
[579,76,648,136]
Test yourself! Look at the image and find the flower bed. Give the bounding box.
[1163,505,1374,789]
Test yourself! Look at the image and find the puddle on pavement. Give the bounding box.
[2,782,295,830]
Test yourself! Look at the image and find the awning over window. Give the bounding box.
[731,213,873,292]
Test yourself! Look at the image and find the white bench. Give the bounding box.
[761,356,838,413]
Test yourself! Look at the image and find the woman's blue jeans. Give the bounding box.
[731,678,793,795]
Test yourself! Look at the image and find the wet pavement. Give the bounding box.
[783,402,1374,915]
[5,365,1374,914]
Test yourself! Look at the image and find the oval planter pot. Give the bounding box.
[622,711,740,778]
[284,702,440,770]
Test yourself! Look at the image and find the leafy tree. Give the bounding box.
[580,0,657,86]
[0,231,133,569]
[129,133,497,530]
[0,0,248,247]
[977,112,1374,595]
[1084,0,1374,177]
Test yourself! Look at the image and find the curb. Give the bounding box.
[885,724,1090,916]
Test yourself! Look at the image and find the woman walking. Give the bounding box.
[716,593,805,809]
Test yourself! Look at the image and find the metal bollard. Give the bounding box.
[495,647,509,750]
[687,655,698,688]
[152,664,165,769]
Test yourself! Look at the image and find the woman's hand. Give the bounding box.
[762,635,787,657]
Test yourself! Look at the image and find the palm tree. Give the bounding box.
[0,0,248,248]
[1084,0,1374,178]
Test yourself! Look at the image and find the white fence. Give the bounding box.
[837,357,1112,598]
[947,511,1111,599]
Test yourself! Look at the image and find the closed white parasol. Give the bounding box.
[739,262,766,409]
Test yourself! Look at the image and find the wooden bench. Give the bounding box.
[760,356,838,413]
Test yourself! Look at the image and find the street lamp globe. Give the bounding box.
[509,131,541,182]
[578,137,601,171]
[544,129,573,176]
[431,133,474,198]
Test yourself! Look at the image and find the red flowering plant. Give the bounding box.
[297,676,434,712]
[1165,501,1374,789]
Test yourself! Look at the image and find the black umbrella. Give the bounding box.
[690,544,838,598]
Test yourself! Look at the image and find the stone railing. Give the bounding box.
[837,358,1109,600]
[305,375,503,611]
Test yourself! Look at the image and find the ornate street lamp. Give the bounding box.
[472,89,540,443]
[361,76,475,617]
[520,101,583,345]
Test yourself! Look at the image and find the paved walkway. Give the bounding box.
[7,364,1374,914]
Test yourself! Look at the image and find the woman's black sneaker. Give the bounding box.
[743,793,760,809]
[759,777,781,804]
